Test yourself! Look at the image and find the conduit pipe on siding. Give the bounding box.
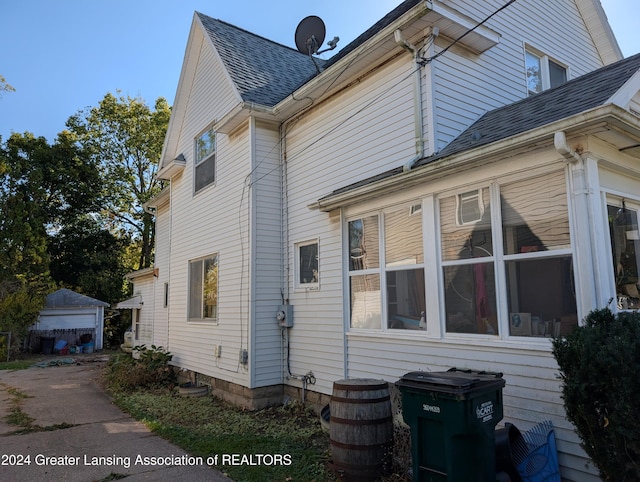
[395,28,429,172]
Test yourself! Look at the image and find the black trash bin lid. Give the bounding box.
[396,368,505,395]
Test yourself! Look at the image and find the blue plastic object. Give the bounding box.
[516,421,561,482]
[54,339,68,351]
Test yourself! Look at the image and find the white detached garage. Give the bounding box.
[33,289,109,350]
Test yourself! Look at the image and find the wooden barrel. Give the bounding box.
[330,379,393,481]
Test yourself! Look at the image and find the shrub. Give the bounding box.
[105,345,175,392]
[552,308,640,481]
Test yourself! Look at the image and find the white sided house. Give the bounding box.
[131,1,640,480]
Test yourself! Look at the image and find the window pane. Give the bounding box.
[440,188,492,261]
[549,60,567,89]
[350,274,381,328]
[387,268,426,330]
[444,262,497,334]
[195,156,215,192]
[349,216,379,270]
[526,51,542,95]
[505,256,577,336]
[189,260,203,318]
[203,256,218,319]
[385,205,423,266]
[501,171,570,254]
[608,204,640,310]
[196,129,216,164]
[299,243,318,284]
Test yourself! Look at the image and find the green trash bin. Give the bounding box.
[396,368,505,482]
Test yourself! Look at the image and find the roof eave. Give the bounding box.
[309,104,640,212]
[124,267,157,281]
[214,101,276,134]
[575,0,623,64]
[272,1,431,118]
[274,1,499,120]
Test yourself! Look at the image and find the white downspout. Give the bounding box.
[395,28,432,172]
[555,131,603,313]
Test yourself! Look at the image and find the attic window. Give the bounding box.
[525,48,567,96]
[194,128,216,193]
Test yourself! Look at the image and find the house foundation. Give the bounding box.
[175,368,330,412]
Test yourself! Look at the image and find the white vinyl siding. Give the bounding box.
[251,121,286,387]
[161,31,250,385]
[431,0,604,151]
[152,199,171,348]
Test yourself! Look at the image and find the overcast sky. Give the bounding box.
[0,0,637,143]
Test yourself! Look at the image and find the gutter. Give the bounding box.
[272,1,430,117]
[308,103,639,212]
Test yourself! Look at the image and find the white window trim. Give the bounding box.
[604,194,640,312]
[524,44,568,95]
[187,253,219,323]
[294,238,320,291]
[346,202,427,332]
[436,172,575,342]
[343,168,577,345]
[193,127,217,194]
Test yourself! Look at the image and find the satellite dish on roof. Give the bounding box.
[295,16,326,55]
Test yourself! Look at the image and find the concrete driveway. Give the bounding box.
[0,356,231,481]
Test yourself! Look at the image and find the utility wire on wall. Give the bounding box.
[419,0,517,66]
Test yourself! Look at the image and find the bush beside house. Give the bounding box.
[552,308,640,482]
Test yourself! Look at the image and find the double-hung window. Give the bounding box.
[440,171,577,337]
[194,128,216,193]
[525,48,567,96]
[189,254,219,321]
[348,203,426,330]
[607,198,640,310]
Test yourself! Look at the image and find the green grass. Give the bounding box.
[109,389,334,482]
[0,359,37,370]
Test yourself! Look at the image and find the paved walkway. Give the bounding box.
[0,356,231,481]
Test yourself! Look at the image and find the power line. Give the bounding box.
[420,0,517,66]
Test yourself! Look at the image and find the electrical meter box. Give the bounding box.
[277,305,294,328]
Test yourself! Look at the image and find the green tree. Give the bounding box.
[48,215,131,303]
[0,132,103,355]
[66,92,171,269]
[0,131,103,281]
[0,74,15,98]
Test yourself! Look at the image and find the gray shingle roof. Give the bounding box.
[416,51,640,167]
[321,52,640,200]
[197,13,323,106]
[322,0,422,69]
[45,289,109,308]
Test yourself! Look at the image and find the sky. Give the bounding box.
[0,0,638,143]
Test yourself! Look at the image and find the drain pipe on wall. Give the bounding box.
[555,131,604,309]
[395,28,433,172]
